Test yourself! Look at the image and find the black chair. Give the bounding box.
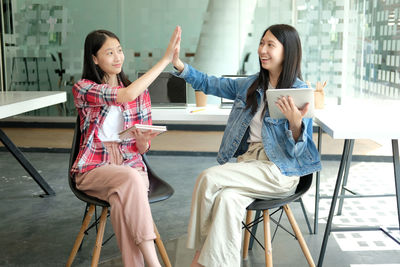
[242,173,315,267]
[66,116,174,267]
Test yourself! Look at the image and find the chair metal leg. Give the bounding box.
[263,210,273,267]
[91,207,108,267]
[153,222,171,267]
[66,204,95,267]
[243,210,253,259]
[94,206,98,233]
[283,204,315,267]
[249,210,261,250]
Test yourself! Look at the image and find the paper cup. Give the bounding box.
[195,91,207,107]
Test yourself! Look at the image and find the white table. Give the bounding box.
[0,91,67,196]
[152,105,231,125]
[314,105,400,266]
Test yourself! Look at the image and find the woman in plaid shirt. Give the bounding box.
[71,26,181,267]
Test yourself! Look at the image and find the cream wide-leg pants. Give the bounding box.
[187,142,300,267]
[75,142,156,267]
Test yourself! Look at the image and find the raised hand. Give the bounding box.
[163,26,182,63]
[172,28,184,72]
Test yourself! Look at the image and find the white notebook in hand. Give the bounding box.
[119,124,167,140]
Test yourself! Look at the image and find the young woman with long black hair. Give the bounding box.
[71,27,181,267]
[172,24,321,267]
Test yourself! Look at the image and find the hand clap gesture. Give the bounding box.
[163,26,182,63]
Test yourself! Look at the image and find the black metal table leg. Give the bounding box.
[299,198,313,234]
[337,140,354,215]
[0,128,55,196]
[314,126,322,234]
[392,139,400,229]
[317,139,354,267]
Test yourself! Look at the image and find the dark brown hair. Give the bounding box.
[246,24,303,114]
[82,30,131,87]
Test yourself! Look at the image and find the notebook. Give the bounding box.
[119,124,167,140]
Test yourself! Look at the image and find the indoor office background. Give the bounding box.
[1,1,400,267]
[1,0,400,117]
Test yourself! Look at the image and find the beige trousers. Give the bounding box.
[75,142,155,267]
[187,142,299,267]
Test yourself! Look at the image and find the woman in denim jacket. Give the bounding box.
[173,24,321,267]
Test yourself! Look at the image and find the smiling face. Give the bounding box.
[92,37,124,78]
[258,30,284,75]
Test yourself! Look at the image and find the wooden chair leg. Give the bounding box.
[153,222,172,267]
[283,205,315,267]
[91,207,108,267]
[263,210,273,267]
[66,204,95,267]
[243,210,253,259]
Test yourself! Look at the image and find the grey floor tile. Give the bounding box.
[0,152,399,267]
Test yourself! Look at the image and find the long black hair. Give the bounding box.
[246,24,303,114]
[82,29,131,87]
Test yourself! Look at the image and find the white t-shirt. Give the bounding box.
[247,84,273,143]
[98,105,124,142]
[247,100,265,143]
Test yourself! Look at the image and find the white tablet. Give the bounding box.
[266,88,314,119]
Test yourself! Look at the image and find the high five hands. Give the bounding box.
[171,27,184,72]
[163,26,183,69]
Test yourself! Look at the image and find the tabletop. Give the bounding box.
[152,105,231,125]
[0,91,67,119]
[314,104,400,140]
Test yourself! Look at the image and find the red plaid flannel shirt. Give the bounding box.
[71,79,152,174]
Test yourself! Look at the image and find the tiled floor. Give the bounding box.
[303,161,399,254]
[1,151,399,266]
[0,127,399,266]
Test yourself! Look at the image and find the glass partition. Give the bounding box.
[1,0,399,118]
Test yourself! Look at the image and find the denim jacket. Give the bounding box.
[174,63,321,176]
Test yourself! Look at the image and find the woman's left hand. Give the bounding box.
[275,95,309,141]
[132,129,159,154]
[275,95,309,123]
